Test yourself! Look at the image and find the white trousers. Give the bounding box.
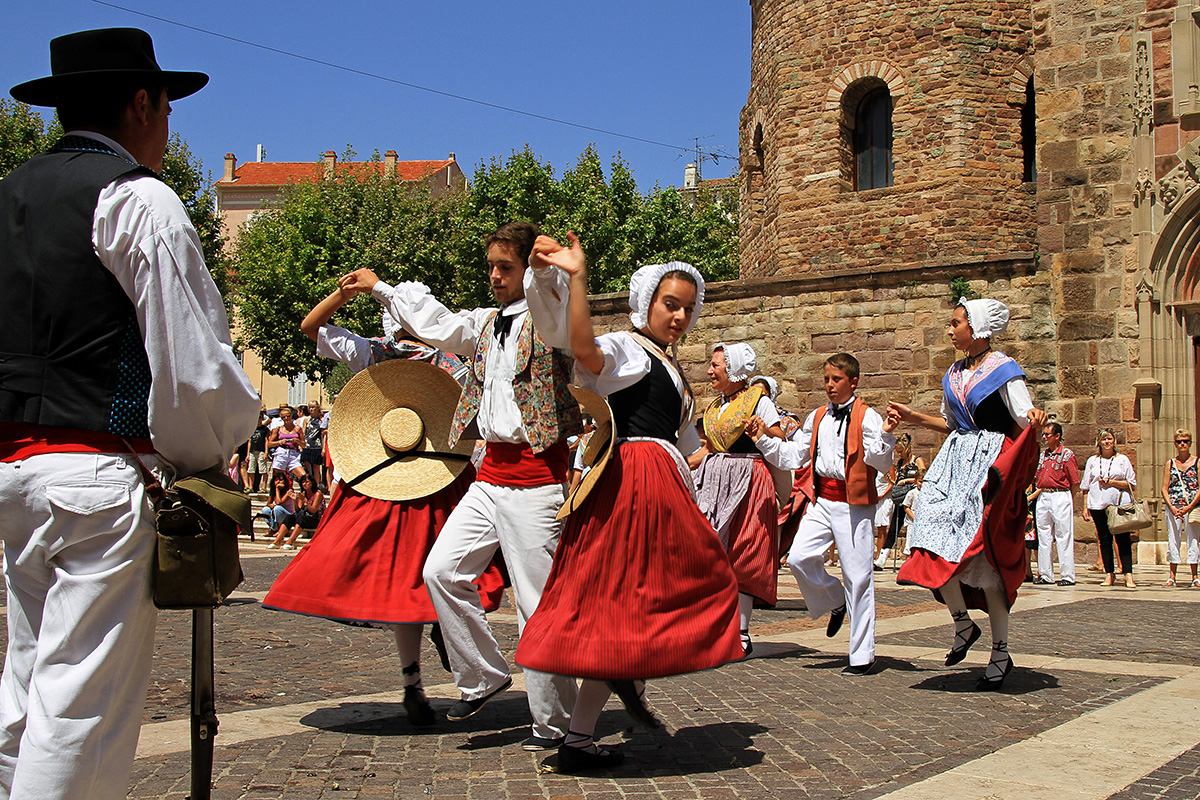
[0,452,159,800]
[422,480,576,739]
[1165,512,1200,564]
[1036,491,1076,582]
[787,497,876,666]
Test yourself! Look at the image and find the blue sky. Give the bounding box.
[6,1,750,192]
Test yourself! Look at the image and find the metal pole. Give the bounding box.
[190,608,217,800]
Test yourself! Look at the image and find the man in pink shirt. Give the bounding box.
[1032,422,1080,585]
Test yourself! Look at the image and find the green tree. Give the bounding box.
[465,144,739,294]
[0,99,60,177]
[229,144,740,379]
[231,152,473,381]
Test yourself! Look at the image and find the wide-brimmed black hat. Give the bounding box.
[11,27,209,107]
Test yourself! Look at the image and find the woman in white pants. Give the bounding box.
[1160,428,1200,587]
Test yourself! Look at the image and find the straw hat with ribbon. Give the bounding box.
[328,360,473,501]
[557,386,616,520]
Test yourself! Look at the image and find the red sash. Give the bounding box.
[0,423,155,463]
[476,440,569,487]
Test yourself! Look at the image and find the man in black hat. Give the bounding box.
[0,28,259,800]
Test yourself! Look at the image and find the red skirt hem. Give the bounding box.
[726,459,780,605]
[264,469,505,625]
[897,425,1040,611]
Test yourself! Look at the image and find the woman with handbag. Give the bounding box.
[1160,428,1200,587]
[1080,429,1138,588]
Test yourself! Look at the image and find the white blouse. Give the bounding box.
[1080,453,1137,510]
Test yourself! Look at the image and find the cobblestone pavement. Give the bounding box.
[5,550,1200,799]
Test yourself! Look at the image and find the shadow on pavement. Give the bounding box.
[538,721,770,778]
[909,667,1060,694]
[298,695,535,735]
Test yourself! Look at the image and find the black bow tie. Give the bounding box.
[830,401,853,435]
[493,312,514,344]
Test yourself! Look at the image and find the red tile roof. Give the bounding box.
[218,159,455,186]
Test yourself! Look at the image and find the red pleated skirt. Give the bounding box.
[515,441,743,680]
[726,459,781,605]
[263,468,506,625]
[898,425,1040,611]
[777,465,813,559]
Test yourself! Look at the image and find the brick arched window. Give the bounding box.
[853,87,893,190]
[828,63,905,192]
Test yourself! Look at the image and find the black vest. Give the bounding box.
[606,348,683,445]
[0,137,155,438]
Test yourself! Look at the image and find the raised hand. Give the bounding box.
[529,234,564,270]
[536,231,587,280]
[339,268,380,294]
[887,400,914,423]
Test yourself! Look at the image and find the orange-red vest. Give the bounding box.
[801,399,879,506]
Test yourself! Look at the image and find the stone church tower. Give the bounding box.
[714,0,1200,561]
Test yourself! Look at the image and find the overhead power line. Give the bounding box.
[90,0,730,160]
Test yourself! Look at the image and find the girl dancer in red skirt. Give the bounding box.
[518,233,742,773]
[889,298,1047,690]
[263,286,504,725]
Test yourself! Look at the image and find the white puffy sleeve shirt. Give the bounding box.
[316,324,373,374]
[90,135,259,475]
[755,398,895,477]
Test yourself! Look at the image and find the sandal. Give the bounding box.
[1164,578,1176,587]
[1191,579,1200,588]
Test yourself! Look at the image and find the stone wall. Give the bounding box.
[729,0,1200,559]
[589,256,1046,468]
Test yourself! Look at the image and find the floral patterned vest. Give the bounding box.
[449,311,581,453]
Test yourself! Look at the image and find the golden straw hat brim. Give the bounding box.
[328,360,472,501]
[557,386,615,520]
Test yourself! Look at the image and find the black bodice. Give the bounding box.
[606,347,683,445]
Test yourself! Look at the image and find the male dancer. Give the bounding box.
[748,353,898,675]
[339,222,581,750]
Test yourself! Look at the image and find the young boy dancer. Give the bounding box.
[747,353,898,674]
[339,222,581,750]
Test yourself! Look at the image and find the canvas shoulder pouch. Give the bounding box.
[124,442,247,609]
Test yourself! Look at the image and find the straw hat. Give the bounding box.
[328,360,471,501]
[557,386,615,520]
